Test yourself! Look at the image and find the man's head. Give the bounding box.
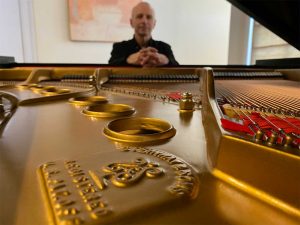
[130,2,156,40]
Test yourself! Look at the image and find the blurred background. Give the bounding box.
[0,0,299,65]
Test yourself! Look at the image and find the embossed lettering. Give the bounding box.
[168,185,191,196]
[76,181,93,189]
[55,199,75,209]
[59,217,83,225]
[47,178,64,185]
[65,163,80,169]
[132,147,147,154]
[99,158,164,188]
[42,162,56,170]
[161,155,176,163]
[49,183,66,191]
[152,152,165,158]
[125,147,198,198]
[79,186,98,196]
[86,200,106,211]
[169,159,184,165]
[176,174,194,181]
[68,168,85,177]
[82,193,102,203]
[171,163,188,170]
[51,190,70,199]
[57,207,80,216]
[64,160,77,165]
[45,169,60,177]
[90,208,111,219]
[175,170,192,176]
[72,176,89,183]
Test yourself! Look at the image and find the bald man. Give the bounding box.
[109,2,179,67]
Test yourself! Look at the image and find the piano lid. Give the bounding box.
[227,0,300,51]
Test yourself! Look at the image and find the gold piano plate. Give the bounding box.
[82,104,135,118]
[69,96,108,106]
[28,83,40,88]
[103,117,176,144]
[41,87,71,96]
[16,84,31,89]
[38,86,57,94]
[29,84,44,91]
[38,148,199,225]
[41,85,57,90]
[16,83,40,89]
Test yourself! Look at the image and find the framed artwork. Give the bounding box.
[68,0,141,42]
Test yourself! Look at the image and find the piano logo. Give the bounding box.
[89,157,164,189]
[38,148,199,225]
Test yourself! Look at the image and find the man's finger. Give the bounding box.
[145,47,158,52]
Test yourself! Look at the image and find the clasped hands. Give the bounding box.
[127,47,169,67]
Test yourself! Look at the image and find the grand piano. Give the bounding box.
[0,1,299,225]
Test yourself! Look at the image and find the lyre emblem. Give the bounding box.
[89,157,164,189]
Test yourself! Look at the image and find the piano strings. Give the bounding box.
[215,80,300,151]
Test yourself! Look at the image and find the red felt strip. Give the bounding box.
[285,117,300,127]
[166,92,182,100]
[221,118,254,135]
[267,116,300,134]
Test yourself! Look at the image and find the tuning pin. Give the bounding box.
[268,108,273,114]
[276,109,282,115]
[283,135,293,147]
[195,99,202,108]
[254,130,263,142]
[267,132,278,146]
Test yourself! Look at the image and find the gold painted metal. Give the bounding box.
[0,67,33,81]
[103,117,176,143]
[24,68,96,84]
[82,103,135,118]
[1,68,97,106]
[200,67,300,213]
[28,83,40,87]
[16,83,44,91]
[40,87,71,96]
[213,168,300,217]
[179,92,195,112]
[17,89,94,105]
[69,96,108,106]
[198,67,222,168]
[29,84,44,92]
[2,66,300,225]
[55,89,71,95]
[16,84,31,89]
[37,148,199,225]
[40,86,57,91]
[23,69,53,84]
[90,157,164,189]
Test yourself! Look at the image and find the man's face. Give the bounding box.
[130,3,156,38]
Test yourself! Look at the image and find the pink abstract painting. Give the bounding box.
[68,0,141,42]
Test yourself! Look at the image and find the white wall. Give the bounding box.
[32,0,231,65]
[171,0,231,65]
[228,5,250,65]
[33,0,112,64]
[0,0,23,62]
